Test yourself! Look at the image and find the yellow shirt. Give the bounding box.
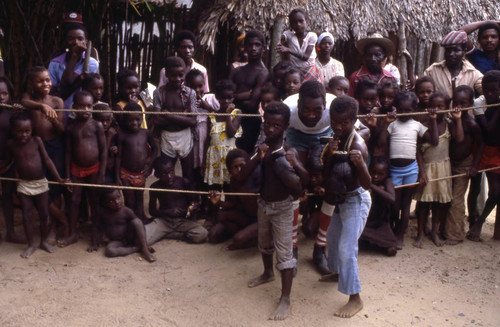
[424,59,483,98]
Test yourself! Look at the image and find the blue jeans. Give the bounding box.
[327,188,371,295]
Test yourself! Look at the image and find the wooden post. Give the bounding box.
[270,14,286,69]
[84,40,92,73]
[397,15,407,88]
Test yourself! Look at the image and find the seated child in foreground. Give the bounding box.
[148,157,208,244]
[98,188,156,262]
[2,112,68,258]
[239,101,307,320]
[320,95,372,319]
[359,156,397,256]
[207,149,259,250]
[116,102,158,222]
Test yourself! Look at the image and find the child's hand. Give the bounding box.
[208,190,221,206]
[313,186,325,196]
[70,43,86,57]
[142,165,153,178]
[327,138,339,156]
[65,178,73,193]
[386,111,397,123]
[109,146,118,155]
[418,172,428,185]
[173,208,187,217]
[257,143,269,159]
[426,107,438,119]
[468,166,478,177]
[285,148,299,168]
[41,104,58,119]
[451,107,462,120]
[276,44,290,54]
[365,112,377,127]
[349,149,364,167]
[225,103,236,113]
[129,94,139,103]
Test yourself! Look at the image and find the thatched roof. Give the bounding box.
[197,0,500,53]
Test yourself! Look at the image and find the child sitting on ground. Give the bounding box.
[0,77,25,243]
[2,112,68,258]
[113,70,148,129]
[93,103,118,183]
[116,102,157,222]
[328,76,349,96]
[283,67,304,98]
[445,86,483,244]
[153,56,197,185]
[66,90,107,247]
[360,156,397,256]
[207,149,259,249]
[320,95,371,318]
[148,157,208,243]
[240,101,307,320]
[97,188,156,262]
[378,91,438,249]
[204,80,242,189]
[413,91,463,248]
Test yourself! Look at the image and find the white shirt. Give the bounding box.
[387,119,428,159]
[284,93,336,134]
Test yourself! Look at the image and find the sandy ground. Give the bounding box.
[0,181,499,327]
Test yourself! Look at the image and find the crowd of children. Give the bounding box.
[0,9,499,322]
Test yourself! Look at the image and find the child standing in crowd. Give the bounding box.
[315,32,344,88]
[66,91,107,247]
[2,112,68,258]
[0,77,25,244]
[82,73,105,104]
[272,61,293,100]
[113,70,148,129]
[283,67,304,98]
[231,33,248,71]
[377,80,399,114]
[116,102,157,222]
[379,91,438,249]
[415,76,436,114]
[445,86,483,244]
[414,92,463,248]
[328,76,349,96]
[93,103,118,183]
[277,8,317,73]
[204,80,242,189]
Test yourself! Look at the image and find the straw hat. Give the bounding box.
[356,33,394,55]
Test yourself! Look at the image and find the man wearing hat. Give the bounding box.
[348,33,396,97]
[314,32,345,88]
[424,30,483,98]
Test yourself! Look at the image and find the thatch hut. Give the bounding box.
[196,0,500,80]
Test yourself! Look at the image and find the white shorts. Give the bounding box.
[161,128,193,159]
[17,178,50,196]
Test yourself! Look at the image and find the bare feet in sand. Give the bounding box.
[319,273,339,282]
[20,246,37,258]
[430,232,444,247]
[142,251,157,263]
[269,296,290,320]
[248,273,275,288]
[466,223,483,242]
[413,236,423,249]
[40,241,55,253]
[396,237,404,250]
[59,233,79,248]
[334,294,363,318]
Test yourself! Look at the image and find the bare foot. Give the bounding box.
[386,247,397,256]
[6,233,27,244]
[319,273,339,282]
[445,239,462,245]
[148,246,156,253]
[466,223,483,242]
[269,296,290,320]
[20,246,36,258]
[412,236,423,249]
[396,237,404,250]
[248,273,275,288]
[142,251,157,263]
[40,241,55,253]
[431,232,445,247]
[59,233,79,248]
[334,294,363,318]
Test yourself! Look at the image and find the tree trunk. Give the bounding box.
[270,15,286,69]
[397,15,407,88]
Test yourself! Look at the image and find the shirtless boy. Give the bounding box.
[241,102,305,320]
[230,30,270,153]
[98,188,156,263]
[153,56,197,185]
[2,112,67,258]
[93,103,118,182]
[468,70,500,240]
[66,91,107,247]
[320,95,372,318]
[445,86,483,244]
[148,157,208,244]
[0,77,24,243]
[116,102,158,222]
